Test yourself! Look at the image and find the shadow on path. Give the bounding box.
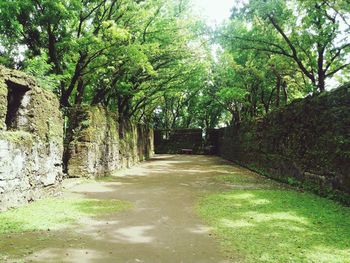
[3,155,250,263]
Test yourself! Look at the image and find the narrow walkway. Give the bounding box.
[30,155,239,262]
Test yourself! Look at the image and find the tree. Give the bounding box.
[0,0,211,127]
[227,0,350,92]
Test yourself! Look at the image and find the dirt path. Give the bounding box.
[16,155,240,262]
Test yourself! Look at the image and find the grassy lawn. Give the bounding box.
[0,197,132,234]
[198,173,350,263]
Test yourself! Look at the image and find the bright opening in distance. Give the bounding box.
[192,0,235,26]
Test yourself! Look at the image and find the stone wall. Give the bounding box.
[0,67,154,209]
[206,128,221,155]
[217,84,350,203]
[0,66,63,211]
[64,106,119,178]
[154,129,203,154]
[65,106,154,178]
[119,120,154,168]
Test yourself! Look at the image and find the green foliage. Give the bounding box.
[209,0,350,124]
[226,0,350,92]
[0,0,349,127]
[287,177,298,186]
[23,53,61,91]
[0,0,212,127]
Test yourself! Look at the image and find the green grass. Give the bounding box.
[198,175,350,263]
[0,197,132,234]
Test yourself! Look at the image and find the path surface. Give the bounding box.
[24,155,242,262]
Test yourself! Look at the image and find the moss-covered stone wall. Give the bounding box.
[217,84,350,203]
[65,106,154,178]
[64,106,119,178]
[119,120,154,168]
[0,67,63,211]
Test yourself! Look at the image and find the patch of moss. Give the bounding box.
[73,106,118,143]
[0,197,132,234]
[28,87,63,143]
[0,131,33,146]
[0,82,8,130]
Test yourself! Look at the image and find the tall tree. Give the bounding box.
[227,0,350,92]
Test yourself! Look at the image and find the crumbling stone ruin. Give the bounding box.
[65,106,154,178]
[0,66,63,211]
[0,66,155,211]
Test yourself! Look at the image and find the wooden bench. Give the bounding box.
[181,149,193,154]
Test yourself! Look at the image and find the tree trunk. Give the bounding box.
[317,72,326,93]
[276,74,281,107]
[47,24,61,74]
[60,53,87,107]
[282,80,288,104]
[91,88,107,105]
[74,78,85,106]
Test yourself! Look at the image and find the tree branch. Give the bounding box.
[326,63,350,78]
[268,15,315,84]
